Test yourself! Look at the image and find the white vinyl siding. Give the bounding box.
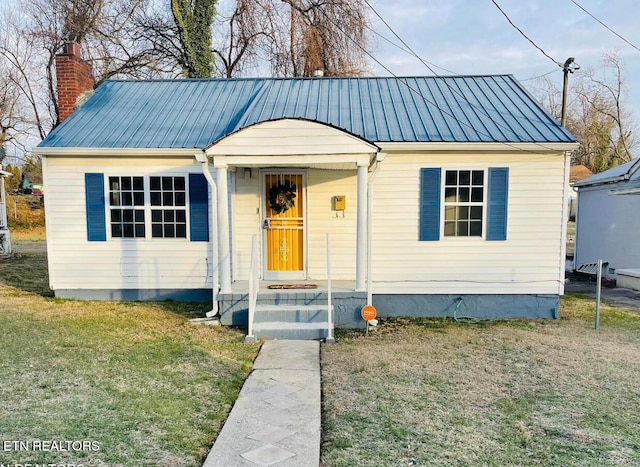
[371,152,566,295]
[43,157,213,291]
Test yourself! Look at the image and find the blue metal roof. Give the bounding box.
[574,158,640,187]
[39,75,576,149]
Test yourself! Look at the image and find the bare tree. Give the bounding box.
[529,51,637,173]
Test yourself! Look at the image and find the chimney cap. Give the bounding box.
[63,42,81,58]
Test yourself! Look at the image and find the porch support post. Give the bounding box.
[356,162,368,291]
[216,163,232,293]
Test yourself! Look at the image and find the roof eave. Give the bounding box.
[33,147,203,157]
[377,141,578,153]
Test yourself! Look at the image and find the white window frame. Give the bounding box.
[106,174,191,241]
[441,168,487,239]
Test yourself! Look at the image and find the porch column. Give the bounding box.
[356,162,368,291]
[216,164,232,293]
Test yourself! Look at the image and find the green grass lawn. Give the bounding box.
[321,296,640,467]
[0,232,260,466]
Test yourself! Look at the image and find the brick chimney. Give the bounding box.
[55,42,94,122]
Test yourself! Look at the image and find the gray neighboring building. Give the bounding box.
[574,158,640,284]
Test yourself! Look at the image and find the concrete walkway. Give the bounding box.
[202,340,321,467]
[565,280,640,312]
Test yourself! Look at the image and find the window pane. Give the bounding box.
[152,224,163,237]
[109,177,119,189]
[472,171,484,186]
[445,171,457,185]
[471,187,483,202]
[110,210,121,222]
[164,210,175,222]
[151,210,162,222]
[176,210,186,222]
[470,221,482,236]
[458,206,469,220]
[445,206,456,221]
[164,224,175,238]
[444,221,455,236]
[122,192,133,206]
[123,224,134,238]
[121,177,131,190]
[459,171,470,185]
[470,206,483,220]
[123,210,133,222]
[174,177,185,190]
[134,210,145,222]
[175,192,186,206]
[176,224,187,238]
[163,192,173,206]
[110,192,120,206]
[445,187,457,202]
[150,192,161,206]
[134,225,145,237]
[458,187,470,202]
[111,224,122,237]
[458,221,469,236]
[162,177,173,190]
[133,192,144,206]
[133,177,144,190]
[150,177,161,190]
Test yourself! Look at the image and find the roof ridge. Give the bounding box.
[102,74,517,84]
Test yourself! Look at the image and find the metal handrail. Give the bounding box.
[326,233,334,342]
[246,234,259,341]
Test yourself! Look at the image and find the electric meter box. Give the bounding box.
[332,195,346,211]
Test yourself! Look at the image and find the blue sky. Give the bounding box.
[372,0,640,120]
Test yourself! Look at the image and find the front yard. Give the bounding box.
[321,298,640,466]
[0,232,260,466]
[2,231,640,466]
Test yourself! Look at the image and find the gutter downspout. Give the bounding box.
[196,152,219,317]
[367,152,386,306]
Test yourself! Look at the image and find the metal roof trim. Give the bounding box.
[204,117,381,152]
[574,158,640,188]
[33,147,201,157]
[377,141,578,153]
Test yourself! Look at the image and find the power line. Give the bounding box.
[519,68,561,82]
[490,0,563,67]
[569,0,640,54]
[360,0,568,153]
[315,4,565,155]
[363,23,461,75]
[363,0,459,76]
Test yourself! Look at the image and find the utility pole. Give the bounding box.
[561,57,580,127]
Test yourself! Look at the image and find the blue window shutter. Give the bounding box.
[419,168,441,241]
[189,173,209,242]
[487,168,509,241]
[85,173,106,241]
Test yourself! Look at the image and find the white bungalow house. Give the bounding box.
[573,158,640,289]
[34,46,577,335]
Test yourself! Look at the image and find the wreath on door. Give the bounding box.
[268,181,297,214]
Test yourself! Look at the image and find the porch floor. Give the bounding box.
[224,280,361,296]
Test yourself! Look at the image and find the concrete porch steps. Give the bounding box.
[252,303,332,340]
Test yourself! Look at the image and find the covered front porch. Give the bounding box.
[197,118,383,304]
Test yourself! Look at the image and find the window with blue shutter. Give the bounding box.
[487,168,509,241]
[189,173,209,242]
[85,173,107,241]
[419,168,441,241]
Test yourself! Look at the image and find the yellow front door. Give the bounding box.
[263,172,305,279]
